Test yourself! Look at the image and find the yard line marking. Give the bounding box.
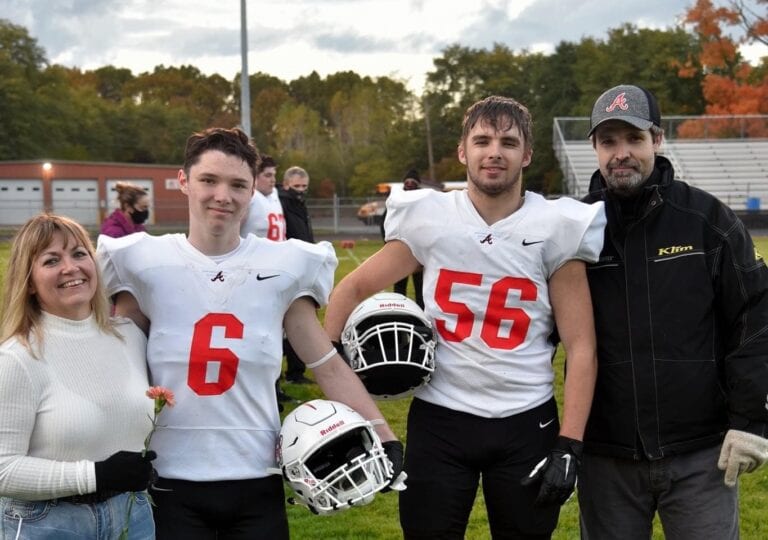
[346,249,361,266]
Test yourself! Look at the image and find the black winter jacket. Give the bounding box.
[582,155,768,460]
[279,187,314,243]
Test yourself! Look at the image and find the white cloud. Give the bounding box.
[4,0,766,93]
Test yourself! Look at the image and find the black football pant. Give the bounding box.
[400,397,561,539]
[150,476,289,539]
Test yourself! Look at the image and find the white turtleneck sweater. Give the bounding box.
[0,312,152,501]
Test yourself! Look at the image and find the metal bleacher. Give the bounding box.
[553,115,768,212]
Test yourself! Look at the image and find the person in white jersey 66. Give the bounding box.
[240,154,286,241]
[97,127,404,540]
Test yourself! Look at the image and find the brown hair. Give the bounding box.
[114,182,147,211]
[0,213,118,354]
[460,96,533,151]
[183,127,260,179]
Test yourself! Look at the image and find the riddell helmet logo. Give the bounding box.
[605,92,629,112]
[378,302,406,309]
[320,419,345,436]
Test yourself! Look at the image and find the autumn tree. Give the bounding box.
[679,0,768,137]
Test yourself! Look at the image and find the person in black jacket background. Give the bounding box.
[579,84,768,539]
[278,166,314,385]
[380,169,424,308]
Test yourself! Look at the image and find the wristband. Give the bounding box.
[305,347,337,369]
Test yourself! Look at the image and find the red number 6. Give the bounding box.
[188,313,244,396]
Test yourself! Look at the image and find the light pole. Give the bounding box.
[422,97,435,183]
[240,0,252,137]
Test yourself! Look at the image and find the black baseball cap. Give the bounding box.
[588,84,661,137]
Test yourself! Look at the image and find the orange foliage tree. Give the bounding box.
[678,0,767,138]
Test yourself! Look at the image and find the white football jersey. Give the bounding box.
[97,233,336,480]
[384,189,606,418]
[240,190,286,241]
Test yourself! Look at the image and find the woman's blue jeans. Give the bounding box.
[1,492,154,539]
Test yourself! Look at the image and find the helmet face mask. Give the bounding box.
[342,293,436,400]
[277,400,391,515]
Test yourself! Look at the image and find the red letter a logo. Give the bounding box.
[605,92,629,112]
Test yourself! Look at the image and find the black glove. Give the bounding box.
[520,436,582,506]
[382,440,405,492]
[95,450,157,493]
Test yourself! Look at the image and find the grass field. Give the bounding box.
[0,236,766,539]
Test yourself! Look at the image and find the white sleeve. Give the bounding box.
[382,190,435,266]
[289,240,338,308]
[542,199,606,275]
[577,201,607,261]
[0,348,93,500]
[96,233,146,298]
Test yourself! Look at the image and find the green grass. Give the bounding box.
[281,238,768,540]
[1,236,766,539]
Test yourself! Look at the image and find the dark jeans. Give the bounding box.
[579,445,739,540]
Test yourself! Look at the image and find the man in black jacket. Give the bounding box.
[579,84,768,539]
[279,166,314,384]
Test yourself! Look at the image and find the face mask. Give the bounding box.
[131,208,149,224]
[288,188,305,201]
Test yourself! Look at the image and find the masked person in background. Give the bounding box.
[100,182,150,238]
[278,166,315,385]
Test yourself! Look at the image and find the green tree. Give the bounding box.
[0,19,48,159]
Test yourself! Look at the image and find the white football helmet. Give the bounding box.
[275,399,391,515]
[342,292,436,400]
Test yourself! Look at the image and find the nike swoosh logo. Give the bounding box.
[522,239,543,246]
[539,418,555,429]
[256,273,279,281]
[561,453,572,478]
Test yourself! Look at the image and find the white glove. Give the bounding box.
[717,429,768,487]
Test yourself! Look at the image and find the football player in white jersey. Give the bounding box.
[240,154,287,241]
[325,96,606,539]
[239,154,293,405]
[97,127,402,539]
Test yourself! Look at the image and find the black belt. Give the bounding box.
[57,490,123,505]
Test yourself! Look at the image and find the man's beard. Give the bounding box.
[605,162,646,198]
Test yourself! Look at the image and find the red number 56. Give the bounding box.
[434,269,536,350]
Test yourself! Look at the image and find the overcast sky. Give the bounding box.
[5,0,767,93]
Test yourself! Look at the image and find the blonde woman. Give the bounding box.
[0,214,156,539]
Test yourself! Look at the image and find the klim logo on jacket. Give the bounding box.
[657,245,693,256]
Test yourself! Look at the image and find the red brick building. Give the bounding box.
[0,160,188,226]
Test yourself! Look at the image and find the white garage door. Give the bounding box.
[0,179,44,225]
[52,179,99,225]
[105,179,155,224]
